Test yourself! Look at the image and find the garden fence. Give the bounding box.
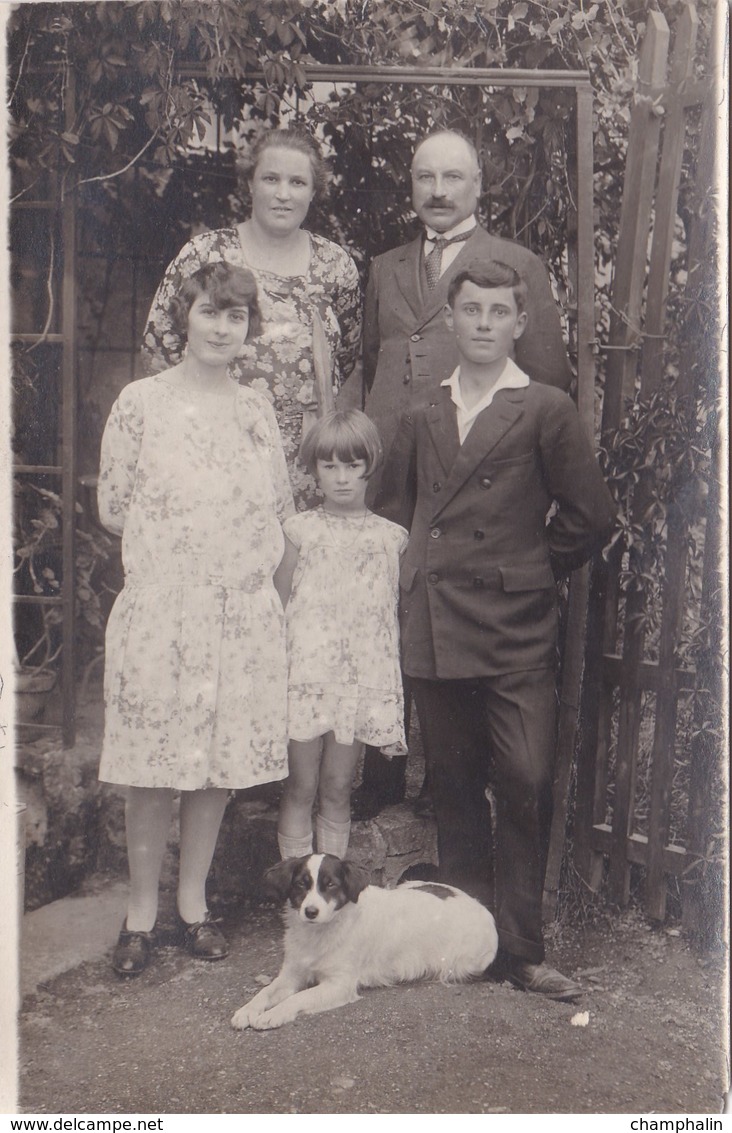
[551,3,723,932]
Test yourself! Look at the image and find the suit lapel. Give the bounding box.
[432,388,525,516]
[425,389,461,477]
[393,236,425,320]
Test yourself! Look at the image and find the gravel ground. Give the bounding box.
[11,692,730,1116]
[16,889,729,1116]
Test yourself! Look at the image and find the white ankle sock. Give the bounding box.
[315,814,351,859]
[277,831,313,860]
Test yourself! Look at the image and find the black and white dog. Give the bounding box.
[231,853,498,1030]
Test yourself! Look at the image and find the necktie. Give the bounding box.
[424,229,474,289]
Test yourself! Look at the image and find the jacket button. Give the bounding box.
[473,577,485,588]
[427,572,439,585]
[479,477,492,489]
[430,527,441,539]
[432,482,441,492]
[403,374,411,384]
[411,334,421,342]
[474,529,485,540]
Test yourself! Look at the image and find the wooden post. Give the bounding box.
[641,3,699,397]
[543,80,595,916]
[642,4,700,919]
[575,81,596,435]
[61,68,77,748]
[544,563,590,916]
[601,9,670,439]
[601,10,670,908]
[572,559,613,890]
[644,508,689,919]
[678,20,725,937]
[683,474,725,942]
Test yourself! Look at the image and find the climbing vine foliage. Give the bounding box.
[7,2,710,272]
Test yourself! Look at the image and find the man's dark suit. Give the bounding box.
[338,224,573,500]
[377,378,617,962]
[339,221,575,821]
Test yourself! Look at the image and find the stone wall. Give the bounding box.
[16,699,437,910]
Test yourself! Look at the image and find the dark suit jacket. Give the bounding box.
[376,382,617,681]
[337,225,573,494]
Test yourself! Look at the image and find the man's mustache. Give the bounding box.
[424,197,452,207]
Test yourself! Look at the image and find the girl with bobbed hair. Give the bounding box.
[274,410,408,863]
[142,126,361,511]
[99,261,294,977]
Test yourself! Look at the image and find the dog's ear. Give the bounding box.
[263,857,302,899]
[339,860,371,903]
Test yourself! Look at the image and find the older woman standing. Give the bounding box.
[142,128,361,509]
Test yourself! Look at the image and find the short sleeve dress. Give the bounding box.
[97,375,295,791]
[140,228,362,510]
[282,507,408,749]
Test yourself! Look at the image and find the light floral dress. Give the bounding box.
[283,507,408,749]
[97,374,295,790]
[141,228,362,510]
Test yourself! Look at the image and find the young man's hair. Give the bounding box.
[447,261,529,316]
[169,261,262,339]
[300,409,383,479]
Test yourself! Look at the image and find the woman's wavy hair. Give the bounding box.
[168,261,262,339]
[300,409,383,479]
[236,127,330,202]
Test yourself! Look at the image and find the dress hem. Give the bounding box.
[98,770,288,791]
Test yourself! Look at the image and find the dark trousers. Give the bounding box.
[410,670,557,964]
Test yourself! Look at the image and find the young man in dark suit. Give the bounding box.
[376,262,617,1000]
[341,129,574,818]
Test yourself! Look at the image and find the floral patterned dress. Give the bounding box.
[283,507,408,749]
[97,374,295,791]
[141,228,362,510]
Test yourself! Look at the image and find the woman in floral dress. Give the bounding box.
[98,262,294,977]
[141,128,362,510]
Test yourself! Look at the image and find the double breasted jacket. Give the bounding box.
[376,379,618,681]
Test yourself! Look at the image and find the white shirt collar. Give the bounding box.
[424,216,477,243]
[441,357,530,443]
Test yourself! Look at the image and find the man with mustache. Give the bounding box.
[344,128,574,821]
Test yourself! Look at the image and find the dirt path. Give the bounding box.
[18,895,728,1115]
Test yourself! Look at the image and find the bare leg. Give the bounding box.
[316,735,362,857]
[177,787,229,924]
[277,738,323,854]
[125,786,175,931]
[318,734,363,824]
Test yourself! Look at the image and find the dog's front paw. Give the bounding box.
[231,1005,259,1030]
[249,1005,291,1031]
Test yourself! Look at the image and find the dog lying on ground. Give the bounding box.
[231,853,498,1030]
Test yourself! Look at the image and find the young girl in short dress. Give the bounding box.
[274,410,408,861]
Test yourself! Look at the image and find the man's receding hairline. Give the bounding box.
[412,130,480,171]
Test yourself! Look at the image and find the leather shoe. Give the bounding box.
[178,912,229,960]
[351,783,405,821]
[508,959,582,1002]
[112,922,157,977]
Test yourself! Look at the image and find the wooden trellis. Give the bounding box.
[569,3,721,924]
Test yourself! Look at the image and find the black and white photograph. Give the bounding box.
[1,0,728,1121]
